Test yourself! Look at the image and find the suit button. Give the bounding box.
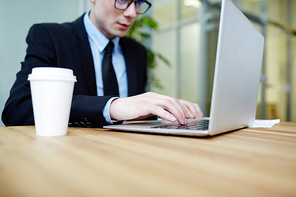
[74,122,80,127]
[86,122,92,128]
[80,122,86,127]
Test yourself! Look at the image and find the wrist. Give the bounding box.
[109,98,121,121]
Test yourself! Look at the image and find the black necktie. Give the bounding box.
[102,41,119,96]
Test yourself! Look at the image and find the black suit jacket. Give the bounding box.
[2,14,147,128]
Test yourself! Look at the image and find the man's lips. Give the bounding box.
[117,22,131,30]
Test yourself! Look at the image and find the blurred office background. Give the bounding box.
[0,0,295,126]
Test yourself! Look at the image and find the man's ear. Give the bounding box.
[89,0,95,3]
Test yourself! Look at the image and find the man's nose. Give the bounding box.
[123,2,138,17]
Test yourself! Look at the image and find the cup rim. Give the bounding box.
[28,74,77,82]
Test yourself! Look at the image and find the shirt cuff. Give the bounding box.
[103,97,119,124]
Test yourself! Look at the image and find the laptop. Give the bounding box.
[104,0,264,137]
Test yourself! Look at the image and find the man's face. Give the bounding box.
[89,0,138,39]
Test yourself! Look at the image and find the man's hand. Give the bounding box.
[110,92,203,125]
[178,99,203,119]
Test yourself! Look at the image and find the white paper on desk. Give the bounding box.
[250,119,280,128]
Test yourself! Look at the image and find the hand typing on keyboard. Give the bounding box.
[110,92,203,125]
[178,99,203,119]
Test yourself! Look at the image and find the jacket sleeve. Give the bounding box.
[1,24,112,128]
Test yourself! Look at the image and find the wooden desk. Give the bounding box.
[0,122,296,196]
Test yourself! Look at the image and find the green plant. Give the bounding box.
[126,15,171,90]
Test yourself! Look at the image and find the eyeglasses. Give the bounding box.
[114,0,152,15]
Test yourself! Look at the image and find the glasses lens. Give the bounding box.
[115,0,129,9]
[115,0,151,14]
[135,1,150,14]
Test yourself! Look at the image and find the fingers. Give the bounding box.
[109,92,203,125]
[179,99,203,119]
[152,93,188,124]
[149,105,178,122]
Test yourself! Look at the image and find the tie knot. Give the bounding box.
[104,41,114,55]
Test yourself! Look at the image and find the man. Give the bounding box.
[2,0,203,128]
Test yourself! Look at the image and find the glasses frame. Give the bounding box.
[114,0,152,15]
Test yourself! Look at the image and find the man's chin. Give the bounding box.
[112,30,129,38]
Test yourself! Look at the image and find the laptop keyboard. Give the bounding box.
[152,119,209,130]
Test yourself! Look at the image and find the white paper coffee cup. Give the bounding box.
[28,67,77,136]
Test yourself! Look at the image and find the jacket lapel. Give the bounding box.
[120,38,137,96]
[72,15,97,96]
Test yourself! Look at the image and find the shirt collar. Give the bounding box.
[83,11,120,53]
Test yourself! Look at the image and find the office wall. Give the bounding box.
[152,29,178,97]
[151,0,201,104]
[0,0,91,126]
[179,23,200,103]
[251,0,296,121]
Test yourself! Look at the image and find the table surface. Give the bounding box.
[0,122,296,196]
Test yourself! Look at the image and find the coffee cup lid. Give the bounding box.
[28,67,77,82]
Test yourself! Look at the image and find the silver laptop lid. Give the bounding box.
[208,0,264,135]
